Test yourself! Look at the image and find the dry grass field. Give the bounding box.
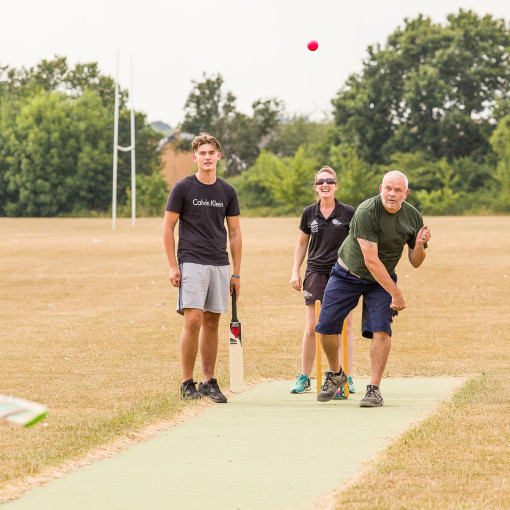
[1,216,509,507]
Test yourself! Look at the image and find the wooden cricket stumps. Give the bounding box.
[315,299,349,398]
[315,300,322,395]
[341,321,349,398]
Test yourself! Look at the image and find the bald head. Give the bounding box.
[382,171,408,190]
[379,171,409,213]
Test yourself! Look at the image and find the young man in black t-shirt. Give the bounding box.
[163,134,242,403]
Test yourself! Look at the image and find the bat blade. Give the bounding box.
[229,289,244,393]
[0,395,48,427]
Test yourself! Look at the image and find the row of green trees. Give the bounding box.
[1,9,510,217]
[227,10,510,215]
[230,129,510,216]
[0,58,163,216]
[179,73,284,176]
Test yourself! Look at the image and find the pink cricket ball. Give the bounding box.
[307,40,319,52]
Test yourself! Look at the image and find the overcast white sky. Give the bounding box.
[2,1,509,127]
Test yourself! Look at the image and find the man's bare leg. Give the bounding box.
[199,311,221,381]
[180,308,203,381]
[370,331,391,387]
[320,334,341,373]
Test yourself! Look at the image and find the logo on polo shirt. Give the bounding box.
[332,219,342,226]
[310,220,319,233]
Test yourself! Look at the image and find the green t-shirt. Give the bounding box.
[338,195,425,282]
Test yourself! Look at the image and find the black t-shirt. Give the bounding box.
[299,199,355,273]
[166,174,240,266]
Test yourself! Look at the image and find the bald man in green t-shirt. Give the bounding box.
[315,171,431,407]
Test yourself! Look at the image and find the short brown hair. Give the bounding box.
[191,133,221,153]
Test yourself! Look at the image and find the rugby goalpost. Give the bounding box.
[112,51,136,229]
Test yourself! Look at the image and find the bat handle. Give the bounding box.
[232,288,238,322]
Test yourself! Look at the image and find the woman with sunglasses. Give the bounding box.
[290,166,356,396]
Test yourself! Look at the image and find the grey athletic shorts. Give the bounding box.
[177,263,230,315]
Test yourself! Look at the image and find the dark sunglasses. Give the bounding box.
[315,178,336,185]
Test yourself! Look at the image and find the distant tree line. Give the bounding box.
[225,10,510,215]
[1,9,510,217]
[0,57,163,216]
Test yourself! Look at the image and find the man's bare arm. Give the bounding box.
[226,215,242,298]
[357,238,406,311]
[408,225,431,268]
[162,210,181,287]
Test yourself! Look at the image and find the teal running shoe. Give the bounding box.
[348,376,355,393]
[290,374,311,393]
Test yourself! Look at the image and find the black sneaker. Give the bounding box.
[180,379,203,401]
[198,378,228,403]
[359,385,384,407]
[317,369,347,402]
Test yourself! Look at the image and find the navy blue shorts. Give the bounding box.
[315,262,397,339]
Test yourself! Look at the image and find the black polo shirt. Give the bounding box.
[299,199,355,273]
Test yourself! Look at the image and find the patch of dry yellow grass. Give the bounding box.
[0,216,509,506]
[331,369,510,509]
[328,216,510,509]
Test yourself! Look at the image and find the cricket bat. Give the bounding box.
[229,288,244,393]
[0,395,48,427]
